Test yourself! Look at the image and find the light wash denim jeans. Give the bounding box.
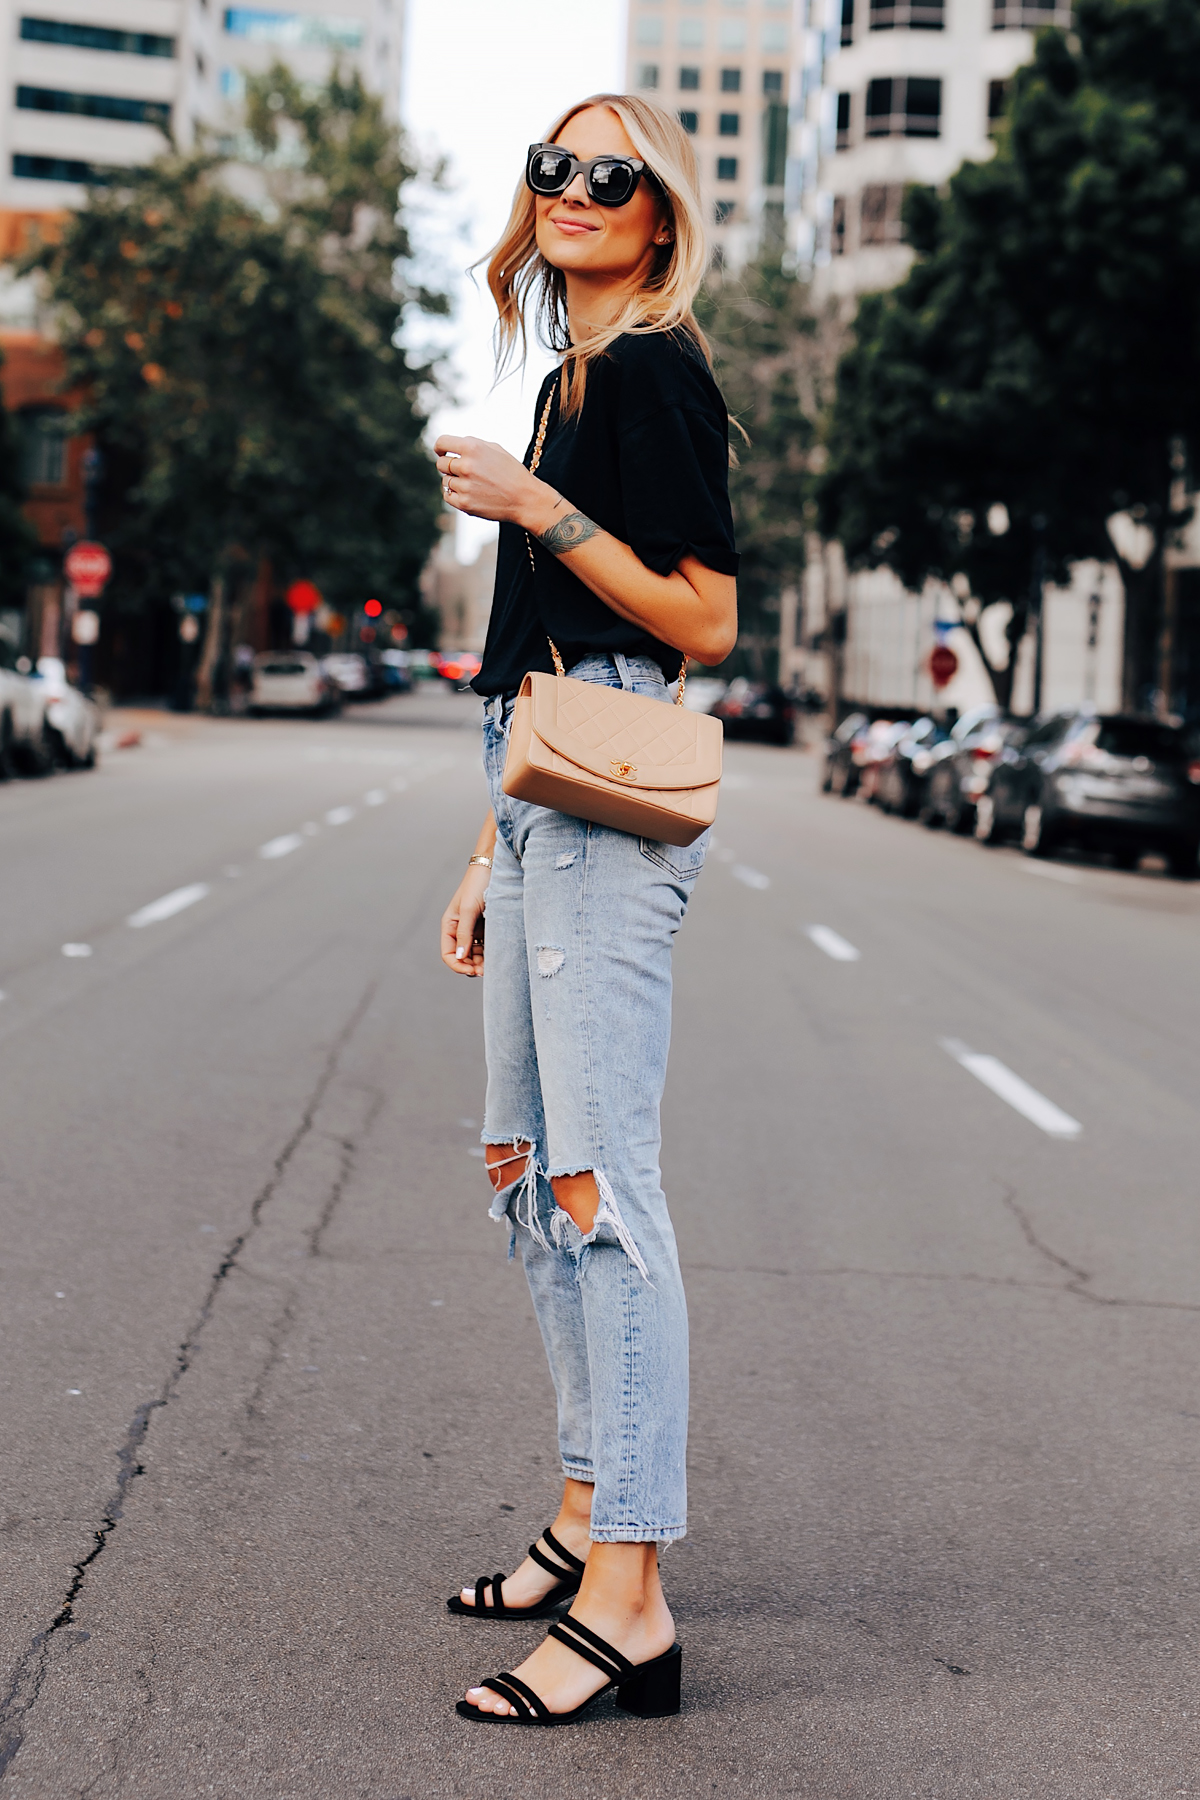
[480,653,707,1544]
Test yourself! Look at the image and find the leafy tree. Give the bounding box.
[697,254,829,681]
[27,65,445,688]
[0,354,37,609]
[818,0,1200,711]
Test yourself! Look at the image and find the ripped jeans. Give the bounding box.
[481,653,707,1544]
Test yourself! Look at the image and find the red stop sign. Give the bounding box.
[286,579,322,614]
[930,643,959,688]
[64,541,112,599]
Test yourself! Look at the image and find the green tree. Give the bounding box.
[28,65,445,686]
[0,354,37,610]
[818,0,1200,711]
[697,255,828,681]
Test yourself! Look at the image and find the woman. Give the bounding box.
[435,92,738,1725]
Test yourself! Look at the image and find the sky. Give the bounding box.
[402,0,626,557]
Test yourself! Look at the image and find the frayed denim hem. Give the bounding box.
[589,1524,687,1545]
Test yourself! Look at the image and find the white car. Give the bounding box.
[0,640,50,777]
[34,658,100,768]
[250,651,340,716]
[321,652,371,697]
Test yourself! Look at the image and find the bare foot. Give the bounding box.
[464,1543,674,1718]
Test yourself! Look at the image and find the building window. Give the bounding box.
[987,76,1010,131]
[717,156,738,180]
[637,62,660,88]
[720,20,747,48]
[865,76,942,136]
[679,18,704,46]
[763,100,788,187]
[869,0,945,27]
[836,91,852,149]
[19,16,175,56]
[222,9,365,48]
[678,108,698,132]
[714,199,736,223]
[992,0,1071,26]
[719,111,740,135]
[679,65,700,89]
[13,151,112,183]
[195,48,207,76]
[20,407,68,487]
[831,195,847,257]
[860,182,906,243]
[635,14,663,44]
[220,66,245,98]
[840,0,855,44]
[720,68,742,92]
[763,69,783,95]
[16,86,171,128]
[762,22,787,50]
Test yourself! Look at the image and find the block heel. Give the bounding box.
[456,1612,682,1725]
[615,1643,682,1717]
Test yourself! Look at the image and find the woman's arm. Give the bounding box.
[440,811,497,977]
[434,435,738,668]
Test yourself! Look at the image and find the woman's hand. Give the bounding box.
[440,863,492,977]
[434,435,563,533]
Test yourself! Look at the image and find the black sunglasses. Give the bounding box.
[526,142,657,208]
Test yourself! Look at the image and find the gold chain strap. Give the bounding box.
[523,386,686,708]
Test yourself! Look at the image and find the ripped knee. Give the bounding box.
[486,1140,533,1194]
[551,1170,599,1234]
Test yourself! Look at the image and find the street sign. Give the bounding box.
[286,579,322,614]
[930,644,959,688]
[71,609,100,646]
[64,541,112,599]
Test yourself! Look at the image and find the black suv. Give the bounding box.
[975,711,1200,874]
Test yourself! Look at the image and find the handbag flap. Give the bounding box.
[527,672,722,791]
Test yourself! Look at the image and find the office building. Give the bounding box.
[0,1,404,214]
[626,0,795,264]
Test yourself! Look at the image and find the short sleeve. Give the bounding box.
[615,340,740,579]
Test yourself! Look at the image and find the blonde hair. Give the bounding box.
[485,93,711,418]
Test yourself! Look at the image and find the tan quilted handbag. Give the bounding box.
[500,391,723,848]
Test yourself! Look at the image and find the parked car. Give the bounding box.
[249,651,341,716]
[822,712,870,794]
[0,638,51,776]
[33,658,99,768]
[406,648,440,681]
[876,717,947,817]
[975,711,1200,873]
[921,706,1022,833]
[712,679,796,745]
[856,719,910,802]
[322,652,373,699]
[434,649,483,688]
[681,676,727,715]
[379,648,413,693]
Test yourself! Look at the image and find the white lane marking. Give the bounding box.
[806,924,861,962]
[325,805,355,826]
[61,943,93,958]
[732,864,770,890]
[940,1039,1082,1139]
[126,882,210,929]
[1022,863,1082,885]
[363,788,388,806]
[0,990,6,1003]
[260,833,303,860]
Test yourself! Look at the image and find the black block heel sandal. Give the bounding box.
[456,1612,682,1724]
[446,1527,586,1620]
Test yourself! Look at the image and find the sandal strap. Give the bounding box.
[475,1573,507,1612]
[527,1541,583,1583]
[547,1613,633,1681]
[482,1673,550,1723]
[540,1527,587,1574]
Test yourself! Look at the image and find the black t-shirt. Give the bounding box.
[472,329,739,697]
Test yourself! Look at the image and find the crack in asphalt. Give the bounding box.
[308,1090,384,1259]
[1000,1187,1200,1314]
[0,974,381,1782]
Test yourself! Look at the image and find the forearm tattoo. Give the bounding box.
[538,510,600,555]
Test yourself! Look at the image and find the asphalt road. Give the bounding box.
[1,688,1197,1799]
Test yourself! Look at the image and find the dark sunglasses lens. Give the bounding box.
[529,149,572,193]
[588,159,636,205]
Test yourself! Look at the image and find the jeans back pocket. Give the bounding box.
[639,833,709,883]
